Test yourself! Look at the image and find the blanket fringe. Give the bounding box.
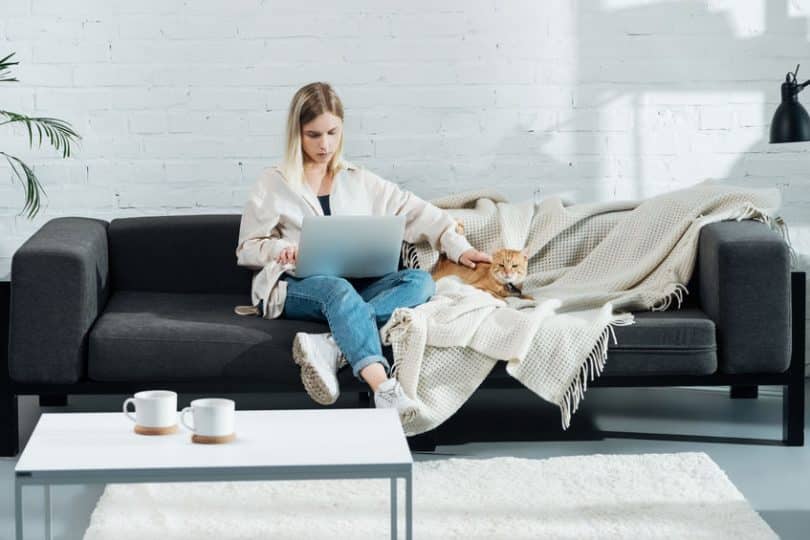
[401,242,421,270]
[732,201,799,268]
[650,282,689,312]
[391,355,405,381]
[382,310,415,381]
[559,311,635,430]
[751,212,799,268]
[649,201,796,314]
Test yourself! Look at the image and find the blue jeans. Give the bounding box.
[281,269,436,381]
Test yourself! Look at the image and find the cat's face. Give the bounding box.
[489,248,528,284]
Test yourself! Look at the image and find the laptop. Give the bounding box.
[291,215,406,278]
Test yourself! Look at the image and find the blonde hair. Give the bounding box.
[280,82,347,191]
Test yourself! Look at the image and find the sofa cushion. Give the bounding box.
[485,307,717,381]
[88,291,331,383]
[108,215,253,294]
[90,291,717,385]
[603,308,717,376]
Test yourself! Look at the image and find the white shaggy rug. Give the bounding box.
[83,452,776,540]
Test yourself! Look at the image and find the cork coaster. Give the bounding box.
[192,433,236,445]
[134,424,179,436]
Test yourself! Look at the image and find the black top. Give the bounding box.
[317,194,331,216]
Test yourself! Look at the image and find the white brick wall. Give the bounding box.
[2,0,810,360]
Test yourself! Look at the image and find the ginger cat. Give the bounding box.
[431,247,533,301]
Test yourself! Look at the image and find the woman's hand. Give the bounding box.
[276,245,298,265]
[458,249,492,269]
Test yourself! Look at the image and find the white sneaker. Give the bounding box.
[292,332,345,405]
[374,378,419,423]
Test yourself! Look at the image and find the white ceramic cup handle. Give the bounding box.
[180,407,195,432]
[123,398,137,423]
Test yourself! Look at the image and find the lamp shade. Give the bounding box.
[770,80,810,143]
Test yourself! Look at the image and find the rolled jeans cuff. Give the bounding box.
[352,354,390,381]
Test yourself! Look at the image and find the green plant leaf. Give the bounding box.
[1,51,79,219]
[0,52,19,82]
[1,152,45,218]
[0,111,81,158]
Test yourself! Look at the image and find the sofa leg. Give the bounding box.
[39,394,68,407]
[0,392,19,457]
[783,380,805,446]
[783,271,806,446]
[0,281,18,457]
[730,385,758,399]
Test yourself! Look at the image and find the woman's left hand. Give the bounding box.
[458,249,492,269]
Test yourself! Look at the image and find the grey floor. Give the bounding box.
[1,382,808,539]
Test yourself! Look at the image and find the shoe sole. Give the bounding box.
[374,396,419,424]
[398,404,418,424]
[292,334,339,406]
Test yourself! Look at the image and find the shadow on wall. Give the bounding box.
[480,1,810,213]
[568,0,810,375]
[577,0,810,199]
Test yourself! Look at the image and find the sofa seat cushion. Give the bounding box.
[485,307,717,382]
[88,291,330,383]
[90,292,716,384]
[604,307,717,376]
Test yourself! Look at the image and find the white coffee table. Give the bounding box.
[15,408,413,539]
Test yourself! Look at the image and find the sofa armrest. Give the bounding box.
[698,220,791,374]
[9,217,110,383]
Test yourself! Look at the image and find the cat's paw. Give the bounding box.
[454,219,465,235]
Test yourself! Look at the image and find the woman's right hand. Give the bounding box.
[276,245,298,265]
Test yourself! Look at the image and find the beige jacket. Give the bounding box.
[235,161,473,319]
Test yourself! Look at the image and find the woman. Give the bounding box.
[236,82,491,421]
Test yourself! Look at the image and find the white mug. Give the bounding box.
[180,398,235,437]
[123,390,178,428]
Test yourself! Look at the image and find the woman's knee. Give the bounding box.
[304,275,363,306]
[400,269,436,301]
[302,274,351,293]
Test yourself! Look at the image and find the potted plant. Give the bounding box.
[1,52,81,218]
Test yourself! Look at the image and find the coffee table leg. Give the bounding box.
[44,485,52,540]
[14,479,22,540]
[390,477,398,539]
[405,471,412,540]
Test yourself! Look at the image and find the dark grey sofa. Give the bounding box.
[1,215,805,457]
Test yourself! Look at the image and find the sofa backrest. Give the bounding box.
[108,215,253,294]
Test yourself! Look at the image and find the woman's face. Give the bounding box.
[300,112,342,166]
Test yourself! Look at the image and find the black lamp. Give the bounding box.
[770,64,810,143]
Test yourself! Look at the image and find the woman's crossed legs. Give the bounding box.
[282,269,434,414]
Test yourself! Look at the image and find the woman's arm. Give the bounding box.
[235,173,294,270]
[367,168,480,264]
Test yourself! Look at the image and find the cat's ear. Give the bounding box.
[520,248,529,259]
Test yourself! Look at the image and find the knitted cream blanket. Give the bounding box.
[381,179,794,436]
